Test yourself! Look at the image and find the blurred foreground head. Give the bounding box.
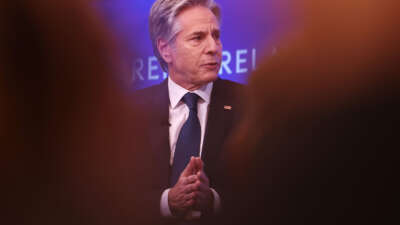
[226,0,399,224]
[1,0,150,224]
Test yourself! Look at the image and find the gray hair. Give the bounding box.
[149,0,221,72]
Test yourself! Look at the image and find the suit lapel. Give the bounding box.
[201,79,234,178]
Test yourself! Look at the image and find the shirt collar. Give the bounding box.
[168,76,213,109]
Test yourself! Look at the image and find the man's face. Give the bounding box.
[163,6,222,90]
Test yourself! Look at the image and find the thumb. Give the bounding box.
[181,157,196,177]
[195,157,203,172]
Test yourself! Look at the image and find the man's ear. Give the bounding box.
[157,39,172,63]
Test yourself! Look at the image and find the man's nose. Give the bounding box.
[205,36,221,55]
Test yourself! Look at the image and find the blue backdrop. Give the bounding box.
[96,0,295,89]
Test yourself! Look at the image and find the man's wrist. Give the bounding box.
[168,186,188,217]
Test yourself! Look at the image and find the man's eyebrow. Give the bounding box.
[189,31,206,36]
[189,28,220,36]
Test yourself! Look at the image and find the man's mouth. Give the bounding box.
[202,62,219,70]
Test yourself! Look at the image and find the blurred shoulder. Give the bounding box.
[132,82,162,98]
[131,81,168,106]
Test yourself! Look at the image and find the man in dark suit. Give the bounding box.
[134,0,243,224]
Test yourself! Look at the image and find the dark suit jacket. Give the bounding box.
[134,78,244,225]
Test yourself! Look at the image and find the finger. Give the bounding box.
[184,182,198,194]
[181,157,196,177]
[196,181,210,193]
[189,180,206,193]
[197,170,209,184]
[194,157,203,172]
[184,192,195,201]
[182,175,197,185]
[184,198,195,207]
[194,190,206,200]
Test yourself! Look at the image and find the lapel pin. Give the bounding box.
[224,105,232,110]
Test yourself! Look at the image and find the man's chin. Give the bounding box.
[203,73,219,83]
[189,72,218,87]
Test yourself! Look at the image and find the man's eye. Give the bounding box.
[192,36,202,41]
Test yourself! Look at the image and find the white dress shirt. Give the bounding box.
[160,77,221,218]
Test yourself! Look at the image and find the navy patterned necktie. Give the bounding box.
[170,93,201,187]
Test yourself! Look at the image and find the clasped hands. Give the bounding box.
[168,156,213,217]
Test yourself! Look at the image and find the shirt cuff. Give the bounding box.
[160,188,173,217]
[210,188,221,213]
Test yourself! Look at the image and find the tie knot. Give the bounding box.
[182,92,199,111]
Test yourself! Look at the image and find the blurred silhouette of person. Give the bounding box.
[1,0,154,224]
[222,0,399,225]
